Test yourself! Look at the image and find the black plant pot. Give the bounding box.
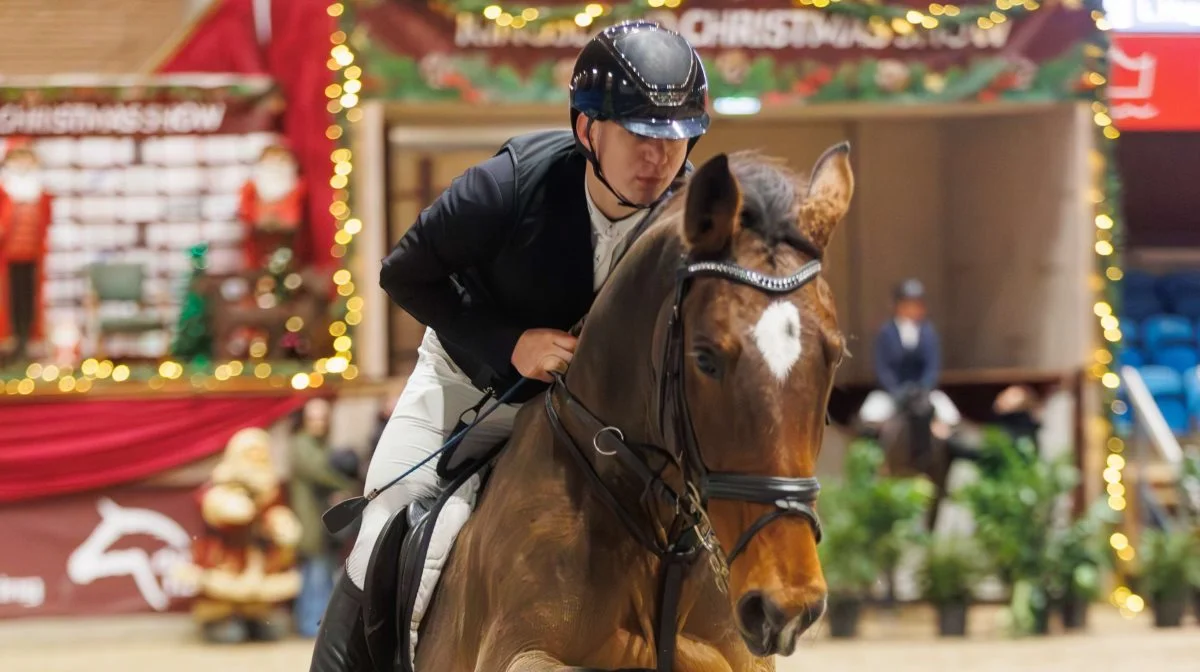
[1153,593,1186,628]
[1061,593,1090,631]
[827,597,862,639]
[1193,587,1200,625]
[936,602,969,637]
[1031,604,1052,636]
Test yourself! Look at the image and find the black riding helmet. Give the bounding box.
[569,20,710,210]
[894,278,926,302]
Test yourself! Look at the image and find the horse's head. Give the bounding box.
[672,145,853,654]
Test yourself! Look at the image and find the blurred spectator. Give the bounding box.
[288,397,357,638]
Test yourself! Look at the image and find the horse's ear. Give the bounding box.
[684,153,741,257]
[802,142,854,249]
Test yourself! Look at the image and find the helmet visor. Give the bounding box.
[619,113,710,140]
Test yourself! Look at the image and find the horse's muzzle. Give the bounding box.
[736,591,825,657]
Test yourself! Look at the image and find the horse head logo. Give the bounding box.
[66,497,195,611]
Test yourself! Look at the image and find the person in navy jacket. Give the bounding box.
[859,278,961,431]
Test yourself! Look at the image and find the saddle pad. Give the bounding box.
[409,475,479,659]
[396,467,485,672]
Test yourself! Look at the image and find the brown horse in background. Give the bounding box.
[416,144,855,671]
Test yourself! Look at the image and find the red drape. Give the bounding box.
[0,395,307,503]
[156,0,336,269]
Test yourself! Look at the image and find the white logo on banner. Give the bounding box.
[0,575,46,608]
[1110,44,1161,120]
[66,497,196,611]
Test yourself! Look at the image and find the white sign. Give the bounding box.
[1105,0,1200,32]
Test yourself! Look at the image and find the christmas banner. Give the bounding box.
[346,0,1100,106]
[0,78,334,372]
[0,485,203,619]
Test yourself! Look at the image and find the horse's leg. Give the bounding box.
[925,449,952,532]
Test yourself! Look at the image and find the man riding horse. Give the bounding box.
[310,21,712,671]
[858,278,961,438]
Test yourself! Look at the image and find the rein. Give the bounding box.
[544,250,826,672]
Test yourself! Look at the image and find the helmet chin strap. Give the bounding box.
[581,117,663,212]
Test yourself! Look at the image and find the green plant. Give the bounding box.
[818,480,879,599]
[1044,498,1119,602]
[1138,528,1200,598]
[956,430,1078,585]
[956,428,1082,635]
[817,440,933,599]
[918,535,985,605]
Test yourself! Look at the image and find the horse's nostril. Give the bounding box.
[798,599,826,634]
[737,591,788,637]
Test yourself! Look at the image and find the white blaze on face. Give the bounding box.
[751,300,803,382]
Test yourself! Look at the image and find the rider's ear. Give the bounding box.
[801,142,854,250]
[684,153,740,258]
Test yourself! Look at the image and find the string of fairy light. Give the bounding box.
[455,0,1041,30]
[1075,0,1143,618]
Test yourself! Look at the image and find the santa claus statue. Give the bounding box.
[178,426,303,644]
[0,141,52,360]
[238,141,306,271]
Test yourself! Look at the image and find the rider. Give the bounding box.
[310,20,710,671]
[859,278,962,434]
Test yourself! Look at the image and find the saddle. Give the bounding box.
[362,438,507,672]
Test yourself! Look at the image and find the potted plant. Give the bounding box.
[917,535,984,637]
[817,478,878,638]
[1046,499,1118,631]
[956,428,1080,636]
[840,439,933,607]
[1138,528,1200,628]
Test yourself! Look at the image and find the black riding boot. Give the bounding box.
[309,570,372,672]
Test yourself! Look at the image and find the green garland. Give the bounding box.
[436,0,1043,28]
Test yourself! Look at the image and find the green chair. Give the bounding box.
[85,262,169,358]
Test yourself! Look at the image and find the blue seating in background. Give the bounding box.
[1160,399,1191,435]
[1153,345,1200,373]
[1142,314,1195,351]
[1138,364,1184,397]
[1123,291,1164,320]
[1118,269,1200,436]
[1122,318,1139,345]
[1117,347,1145,369]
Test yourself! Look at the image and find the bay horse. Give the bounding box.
[414,144,854,671]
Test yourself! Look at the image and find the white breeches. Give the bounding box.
[859,389,962,427]
[345,328,519,589]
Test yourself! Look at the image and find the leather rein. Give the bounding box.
[544,252,825,672]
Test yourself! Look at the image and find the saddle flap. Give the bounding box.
[363,507,412,672]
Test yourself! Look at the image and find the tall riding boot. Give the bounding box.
[309,570,372,672]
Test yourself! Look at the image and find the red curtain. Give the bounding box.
[0,395,307,503]
[156,0,337,269]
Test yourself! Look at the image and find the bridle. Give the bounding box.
[544,248,826,671]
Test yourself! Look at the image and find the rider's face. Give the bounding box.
[895,298,926,322]
[577,116,689,215]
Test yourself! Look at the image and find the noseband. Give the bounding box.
[545,249,826,670]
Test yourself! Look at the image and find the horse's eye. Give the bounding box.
[694,348,722,379]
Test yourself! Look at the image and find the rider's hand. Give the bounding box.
[511,328,578,382]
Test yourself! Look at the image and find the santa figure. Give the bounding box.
[0,140,53,360]
[176,426,303,643]
[238,141,306,271]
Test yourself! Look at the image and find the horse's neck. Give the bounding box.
[566,227,678,443]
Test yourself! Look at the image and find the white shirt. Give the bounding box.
[585,181,649,291]
[895,318,920,350]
